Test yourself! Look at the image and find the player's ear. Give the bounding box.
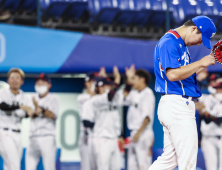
[48,83,52,89]
[20,80,24,86]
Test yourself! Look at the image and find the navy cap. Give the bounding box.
[207,73,221,82]
[95,77,112,87]
[85,72,98,82]
[192,16,217,49]
[36,73,51,83]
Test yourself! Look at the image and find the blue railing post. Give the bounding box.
[37,0,41,27]
[165,0,170,31]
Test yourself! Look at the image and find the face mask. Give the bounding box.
[35,85,48,96]
[215,93,222,101]
[208,86,217,95]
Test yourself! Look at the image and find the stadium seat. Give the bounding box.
[42,1,71,20]
[112,0,138,28]
[130,0,153,28]
[177,0,197,24]
[62,1,89,22]
[2,0,23,11]
[20,0,37,13]
[88,0,120,25]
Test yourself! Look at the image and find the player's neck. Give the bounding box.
[137,85,147,92]
[174,26,187,43]
[10,87,19,95]
[39,91,49,98]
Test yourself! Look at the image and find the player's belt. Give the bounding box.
[161,94,198,102]
[3,128,21,133]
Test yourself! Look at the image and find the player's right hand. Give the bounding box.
[125,64,135,84]
[200,54,215,67]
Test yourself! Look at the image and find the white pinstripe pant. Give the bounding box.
[0,129,22,170]
[25,135,56,170]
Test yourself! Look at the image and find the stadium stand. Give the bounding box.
[0,0,221,38]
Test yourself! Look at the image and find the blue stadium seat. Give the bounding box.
[130,0,153,27]
[113,0,137,27]
[20,0,37,13]
[41,0,53,11]
[177,0,197,24]
[196,0,214,15]
[42,1,71,20]
[2,0,23,11]
[88,0,120,25]
[62,1,89,22]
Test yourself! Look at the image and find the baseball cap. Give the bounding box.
[207,73,221,82]
[95,77,112,87]
[36,73,51,83]
[85,72,98,82]
[192,16,217,49]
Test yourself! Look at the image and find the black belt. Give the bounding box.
[161,94,198,102]
[3,128,21,133]
[206,136,222,140]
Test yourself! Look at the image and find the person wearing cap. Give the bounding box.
[25,73,60,170]
[196,76,222,170]
[77,72,97,170]
[0,68,34,170]
[150,16,217,170]
[81,66,123,170]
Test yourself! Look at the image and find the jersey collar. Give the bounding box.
[167,29,186,47]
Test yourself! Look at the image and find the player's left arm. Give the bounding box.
[36,96,60,120]
[132,92,155,143]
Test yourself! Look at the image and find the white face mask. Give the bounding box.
[208,86,217,95]
[35,85,48,96]
[215,93,222,101]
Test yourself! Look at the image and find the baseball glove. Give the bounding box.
[212,39,222,64]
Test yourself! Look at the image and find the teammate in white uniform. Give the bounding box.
[82,67,123,170]
[116,65,155,170]
[26,73,60,170]
[0,68,34,170]
[77,72,97,170]
[196,78,222,170]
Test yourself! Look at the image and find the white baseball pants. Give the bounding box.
[25,135,56,170]
[128,130,154,170]
[201,136,222,170]
[79,131,90,170]
[0,129,22,170]
[88,136,97,170]
[93,137,121,170]
[149,94,198,170]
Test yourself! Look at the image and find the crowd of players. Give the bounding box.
[1,66,222,170]
[0,68,59,170]
[77,65,155,170]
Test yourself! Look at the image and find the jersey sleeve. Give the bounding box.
[47,95,60,119]
[15,94,34,118]
[140,91,155,122]
[159,40,181,72]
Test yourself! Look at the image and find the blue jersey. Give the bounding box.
[154,30,202,97]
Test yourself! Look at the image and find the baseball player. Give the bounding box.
[0,68,34,170]
[196,78,222,170]
[77,72,97,170]
[82,66,123,170]
[26,73,60,170]
[111,65,155,170]
[150,16,216,170]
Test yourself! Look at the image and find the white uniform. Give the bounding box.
[82,92,122,170]
[77,93,91,170]
[199,94,222,170]
[26,93,59,170]
[0,88,33,170]
[123,87,155,170]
